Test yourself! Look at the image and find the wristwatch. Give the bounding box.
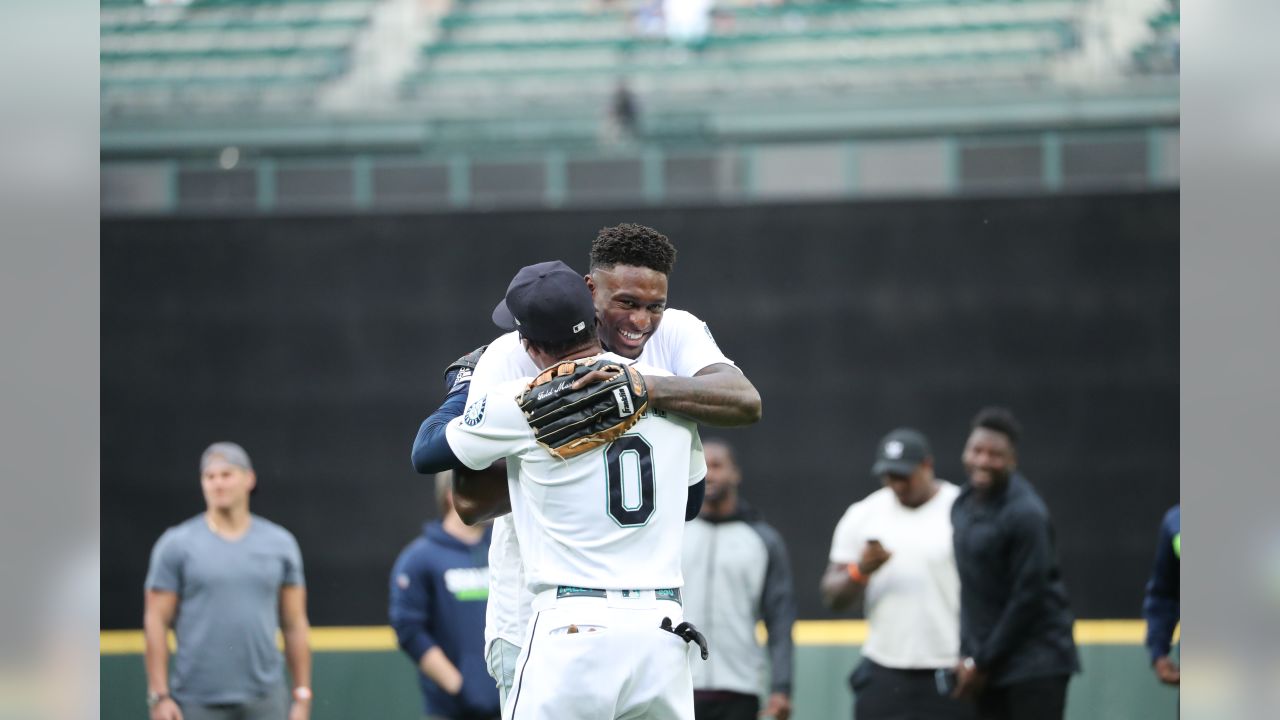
[146,691,170,708]
[293,687,313,702]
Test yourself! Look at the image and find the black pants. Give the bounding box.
[850,659,976,720]
[975,675,1070,720]
[694,690,759,720]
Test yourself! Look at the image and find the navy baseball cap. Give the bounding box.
[871,428,931,477]
[492,260,596,343]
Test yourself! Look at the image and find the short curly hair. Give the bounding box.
[589,223,677,275]
[972,406,1023,447]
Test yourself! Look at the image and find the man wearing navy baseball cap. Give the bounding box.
[491,260,597,347]
[442,257,711,720]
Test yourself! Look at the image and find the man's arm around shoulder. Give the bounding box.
[645,363,762,426]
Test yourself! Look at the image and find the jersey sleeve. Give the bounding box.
[687,428,706,486]
[446,382,534,471]
[662,310,737,377]
[828,504,865,564]
[465,332,524,405]
[282,531,305,587]
[144,529,183,593]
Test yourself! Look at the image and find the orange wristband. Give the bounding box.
[847,563,868,584]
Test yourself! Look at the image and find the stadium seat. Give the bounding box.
[101,0,375,116]
[401,0,1087,118]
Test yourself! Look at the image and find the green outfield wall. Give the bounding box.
[101,624,1178,720]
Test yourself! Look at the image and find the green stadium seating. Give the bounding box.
[101,0,374,116]
[1131,0,1178,74]
[401,0,1086,113]
[101,0,1171,140]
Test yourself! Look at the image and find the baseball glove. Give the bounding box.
[518,356,649,460]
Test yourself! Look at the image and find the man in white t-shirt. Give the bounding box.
[450,225,762,706]
[820,428,974,720]
[446,260,708,720]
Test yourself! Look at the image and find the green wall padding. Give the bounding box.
[102,645,1178,720]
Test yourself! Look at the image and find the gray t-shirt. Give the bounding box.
[145,514,305,705]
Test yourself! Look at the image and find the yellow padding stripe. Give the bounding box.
[100,627,399,654]
[754,620,1157,645]
[101,620,1158,655]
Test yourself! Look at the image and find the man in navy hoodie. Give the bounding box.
[390,471,500,720]
[1143,504,1180,686]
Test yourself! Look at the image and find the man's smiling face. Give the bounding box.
[586,265,668,360]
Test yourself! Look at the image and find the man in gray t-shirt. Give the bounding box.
[143,442,312,720]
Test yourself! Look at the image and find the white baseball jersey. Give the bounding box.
[448,353,707,720]
[447,354,707,594]
[828,482,962,669]
[466,309,735,654]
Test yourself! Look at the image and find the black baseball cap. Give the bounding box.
[871,428,932,477]
[492,260,596,343]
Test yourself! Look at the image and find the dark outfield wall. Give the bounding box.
[102,191,1178,629]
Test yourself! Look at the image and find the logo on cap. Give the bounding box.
[573,321,586,333]
[884,440,904,459]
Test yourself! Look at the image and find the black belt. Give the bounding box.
[555,586,682,605]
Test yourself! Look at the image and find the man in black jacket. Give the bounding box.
[950,407,1079,720]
